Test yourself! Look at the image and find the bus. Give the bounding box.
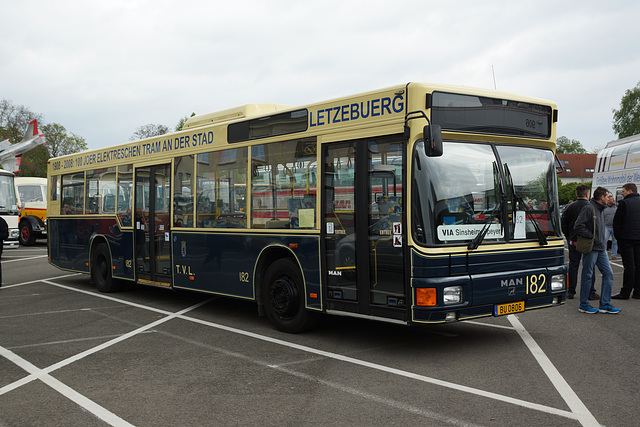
[0,170,20,249]
[47,83,567,332]
[15,176,48,245]
[593,133,640,201]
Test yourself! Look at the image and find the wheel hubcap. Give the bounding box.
[270,277,298,317]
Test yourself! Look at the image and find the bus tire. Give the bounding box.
[19,221,35,246]
[262,258,319,333]
[91,243,121,293]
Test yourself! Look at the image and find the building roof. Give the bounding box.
[557,154,597,178]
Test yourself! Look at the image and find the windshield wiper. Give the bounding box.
[468,162,504,250]
[504,164,547,246]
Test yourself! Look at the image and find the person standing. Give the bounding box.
[603,194,618,260]
[612,183,640,299]
[573,186,621,314]
[0,216,8,288]
[561,185,598,299]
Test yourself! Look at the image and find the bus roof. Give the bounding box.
[47,82,557,170]
[15,176,47,185]
[183,104,292,130]
[604,133,640,149]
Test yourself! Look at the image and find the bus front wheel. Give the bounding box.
[263,259,319,333]
[91,243,121,293]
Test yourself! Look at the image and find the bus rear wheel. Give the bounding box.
[263,259,319,333]
[91,243,121,293]
[19,222,35,246]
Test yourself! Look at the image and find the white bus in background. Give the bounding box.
[15,176,47,245]
[0,170,20,249]
[593,133,640,201]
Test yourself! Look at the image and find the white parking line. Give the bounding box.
[3,255,48,263]
[1,275,596,425]
[46,278,578,420]
[0,288,212,426]
[508,315,600,426]
[0,346,134,427]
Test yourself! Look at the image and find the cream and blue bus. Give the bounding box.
[47,83,566,332]
[593,133,640,201]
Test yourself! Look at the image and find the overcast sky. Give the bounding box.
[2,0,639,153]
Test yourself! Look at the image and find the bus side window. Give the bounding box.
[50,175,59,201]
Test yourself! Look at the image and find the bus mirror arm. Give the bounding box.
[554,154,564,173]
[424,124,443,157]
[405,110,443,157]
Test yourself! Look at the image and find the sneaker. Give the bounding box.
[588,293,600,301]
[599,304,621,314]
[567,292,575,299]
[611,256,618,260]
[578,304,598,314]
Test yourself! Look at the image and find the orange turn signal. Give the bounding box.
[416,288,437,306]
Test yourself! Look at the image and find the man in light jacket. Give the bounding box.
[573,187,621,314]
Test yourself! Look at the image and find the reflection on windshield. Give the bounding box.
[412,141,560,246]
[0,175,17,211]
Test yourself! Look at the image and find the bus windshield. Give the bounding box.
[412,141,561,246]
[0,174,17,213]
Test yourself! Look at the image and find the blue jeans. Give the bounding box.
[580,250,613,306]
[605,226,618,257]
[567,243,597,295]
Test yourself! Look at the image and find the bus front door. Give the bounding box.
[134,164,172,286]
[323,137,406,321]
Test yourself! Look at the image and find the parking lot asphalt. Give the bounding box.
[1,241,639,426]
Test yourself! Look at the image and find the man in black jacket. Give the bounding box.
[561,185,598,299]
[612,183,640,299]
[573,186,620,314]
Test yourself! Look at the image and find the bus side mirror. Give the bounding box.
[424,124,443,157]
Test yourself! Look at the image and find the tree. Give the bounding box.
[17,145,49,177]
[42,123,88,158]
[612,81,640,138]
[0,99,43,144]
[0,100,88,175]
[556,136,587,154]
[558,180,592,205]
[175,113,196,132]
[130,123,169,141]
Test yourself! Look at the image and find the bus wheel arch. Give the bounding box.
[90,238,122,293]
[256,249,319,333]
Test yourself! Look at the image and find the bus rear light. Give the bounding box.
[416,288,436,306]
[443,286,462,305]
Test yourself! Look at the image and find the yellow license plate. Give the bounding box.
[494,301,525,316]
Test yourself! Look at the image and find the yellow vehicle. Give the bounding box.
[15,176,47,245]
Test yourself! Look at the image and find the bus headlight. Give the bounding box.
[551,274,565,291]
[443,286,462,305]
[10,229,19,239]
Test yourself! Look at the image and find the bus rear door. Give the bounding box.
[134,164,172,286]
